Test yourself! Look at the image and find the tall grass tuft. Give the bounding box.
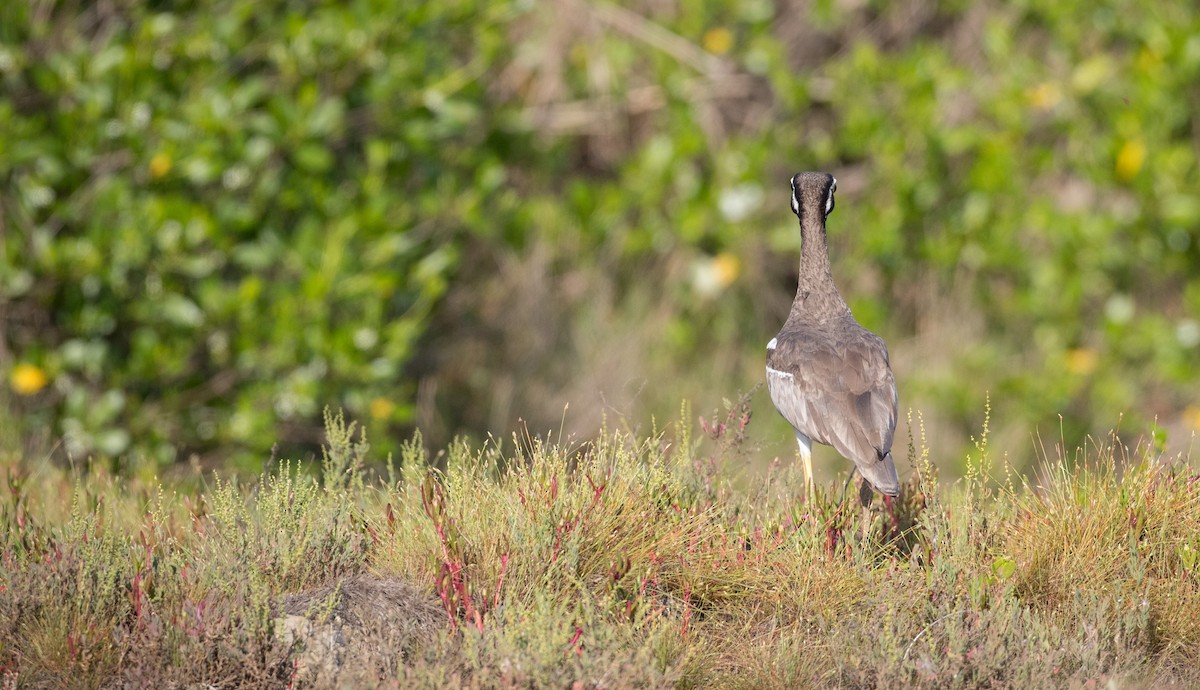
[0,408,1197,687]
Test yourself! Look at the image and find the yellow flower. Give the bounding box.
[1070,56,1112,94]
[1025,83,1062,111]
[149,152,172,179]
[1136,48,1161,73]
[1065,348,1097,375]
[712,252,740,288]
[11,363,48,395]
[691,253,741,298]
[369,397,395,420]
[1115,140,1145,181]
[1183,406,1200,431]
[703,27,733,56]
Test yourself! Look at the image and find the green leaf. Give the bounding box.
[162,294,205,328]
[992,556,1017,580]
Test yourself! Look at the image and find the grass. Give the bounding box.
[1,404,1198,689]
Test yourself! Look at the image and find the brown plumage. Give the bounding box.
[766,172,900,497]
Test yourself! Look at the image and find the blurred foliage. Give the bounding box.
[0,0,532,465]
[2,0,1199,471]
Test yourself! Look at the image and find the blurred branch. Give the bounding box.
[507,0,761,146]
[178,370,242,409]
[525,74,757,135]
[587,0,732,76]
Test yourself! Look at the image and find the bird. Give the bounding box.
[765,171,900,501]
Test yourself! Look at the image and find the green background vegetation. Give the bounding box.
[2,0,1199,475]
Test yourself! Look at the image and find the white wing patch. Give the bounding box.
[767,337,777,350]
[766,365,793,380]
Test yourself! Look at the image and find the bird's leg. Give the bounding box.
[803,452,814,503]
[883,494,899,535]
[796,432,814,504]
[858,477,874,508]
[840,466,859,506]
[858,477,874,540]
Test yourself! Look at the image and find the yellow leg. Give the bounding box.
[796,433,814,503]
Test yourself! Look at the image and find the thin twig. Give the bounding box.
[587,0,731,76]
[903,609,965,661]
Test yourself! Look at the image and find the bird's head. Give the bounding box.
[790,172,837,224]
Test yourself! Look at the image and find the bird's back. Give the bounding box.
[767,315,900,495]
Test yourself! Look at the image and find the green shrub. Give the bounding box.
[3,0,1199,471]
[0,0,529,466]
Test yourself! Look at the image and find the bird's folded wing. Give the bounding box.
[766,331,897,464]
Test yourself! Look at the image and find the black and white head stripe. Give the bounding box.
[789,172,837,219]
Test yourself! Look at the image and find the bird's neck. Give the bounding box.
[791,215,850,321]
